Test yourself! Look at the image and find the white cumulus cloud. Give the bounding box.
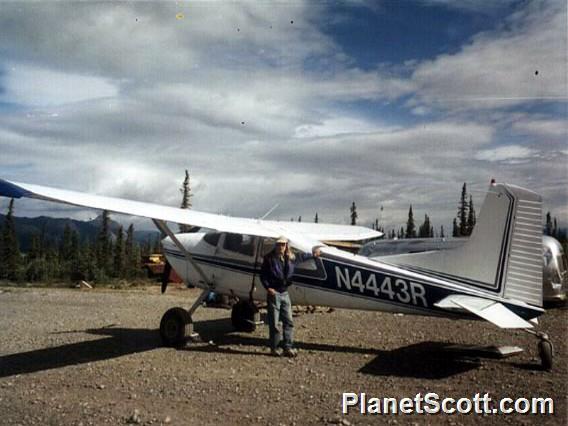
[1,63,118,107]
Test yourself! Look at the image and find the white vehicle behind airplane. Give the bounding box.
[0,178,555,369]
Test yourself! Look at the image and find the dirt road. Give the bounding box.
[0,286,566,425]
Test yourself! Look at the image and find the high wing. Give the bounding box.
[0,179,381,251]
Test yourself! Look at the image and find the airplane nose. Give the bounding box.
[161,236,175,251]
[161,233,201,252]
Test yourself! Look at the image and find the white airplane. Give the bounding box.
[0,178,554,369]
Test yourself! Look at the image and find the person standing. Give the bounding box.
[260,236,321,357]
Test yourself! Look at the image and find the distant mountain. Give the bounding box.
[0,214,160,252]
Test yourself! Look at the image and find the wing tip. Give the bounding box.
[0,179,30,199]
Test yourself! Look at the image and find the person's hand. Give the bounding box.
[267,288,276,297]
[312,247,321,257]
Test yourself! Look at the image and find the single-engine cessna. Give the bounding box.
[0,178,554,369]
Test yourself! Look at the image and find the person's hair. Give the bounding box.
[286,245,296,261]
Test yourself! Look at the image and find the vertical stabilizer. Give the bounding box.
[381,183,543,307]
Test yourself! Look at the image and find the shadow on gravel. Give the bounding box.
[507,362,545,372]
[0,326,160,378]
[185,317,381,357]
[188,319,509,379]
[358,342,482,379]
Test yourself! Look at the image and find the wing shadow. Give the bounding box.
[358,342,483,379]
[0,327,159,378]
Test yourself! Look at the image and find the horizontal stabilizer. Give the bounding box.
[435,295,533,329]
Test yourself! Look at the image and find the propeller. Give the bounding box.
[161,260,172,294]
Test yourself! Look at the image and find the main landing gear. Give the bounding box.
[525,329,554,371]
[231,300,261,332]
[159,290,262,346]
[159,289,209,346]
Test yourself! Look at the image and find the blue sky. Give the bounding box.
[0,0,566,232]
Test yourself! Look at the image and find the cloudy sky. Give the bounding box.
[0,0,566,233]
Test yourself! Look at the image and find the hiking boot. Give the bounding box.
[270,348,282,357]
[283,348,297,358]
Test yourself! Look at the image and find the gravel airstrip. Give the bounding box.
[0,285,566,425]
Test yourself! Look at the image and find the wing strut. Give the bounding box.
[152,219,214,295]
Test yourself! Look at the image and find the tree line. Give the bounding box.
[0,199,158,284]
[345,182,477,239]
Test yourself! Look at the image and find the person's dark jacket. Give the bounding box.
[260,250,313,293]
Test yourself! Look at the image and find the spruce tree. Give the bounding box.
[25,233,45,282]
[113,226,125,278]
[0,217,3,278]
[314,212,318,223]
[452,218,459,237]
[59,224,73,278]
[440,225,445,238]
[45,243,59,281]
[70,229,81,280]
[83,240,97,282]
[458,183,468,237]
[298,216,302,222]
[2,199,21,281]
[405,205,416,239]
[545,212,553,236]
[418,214,430,238]
[132,243,143,278]
[60,224,73,259]
[125,224,135,278]
[96,210,111,279]
[350,202,357,225]
[466,195,476,235]
[179,169,194,233]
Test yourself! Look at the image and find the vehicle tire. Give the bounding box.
[160,307,192,347]
[538,339,553,371]
[231,301,258,332]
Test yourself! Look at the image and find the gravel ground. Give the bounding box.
[0,285,566,425]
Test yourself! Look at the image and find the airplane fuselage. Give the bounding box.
[162,232,543,322]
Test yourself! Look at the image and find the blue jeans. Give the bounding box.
[267,291,294,350]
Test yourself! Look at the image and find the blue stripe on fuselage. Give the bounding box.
[163,249,542,320]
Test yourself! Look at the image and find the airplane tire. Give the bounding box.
[538,339,553,371]
[231,301,258,333]
[160,307,192,347]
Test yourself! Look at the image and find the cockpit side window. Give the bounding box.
[223,233,256,257]
[203,232,221,247]
[259,240,324,278]
[291,248,324,278]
